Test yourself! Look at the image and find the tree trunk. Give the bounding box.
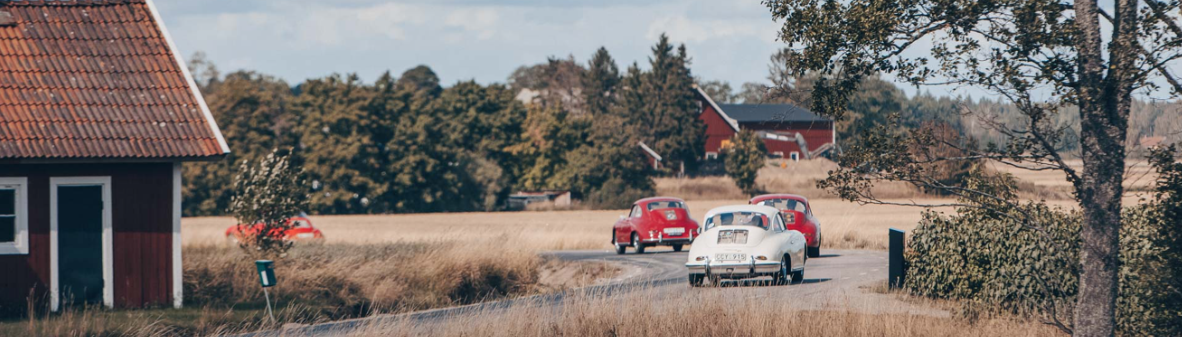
[1074,135,1124,337]
[1072,0,1139,335]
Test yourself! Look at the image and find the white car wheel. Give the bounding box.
[791,267,805,285]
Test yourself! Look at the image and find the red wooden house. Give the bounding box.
[0,0,228,311]
[695,87,835,160]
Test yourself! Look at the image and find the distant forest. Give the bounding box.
[183,35,700,216]
[698,49,1182,158]
[182,40,1180,216]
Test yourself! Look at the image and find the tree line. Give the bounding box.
[182,34,703,216]
[699,49,1182,157]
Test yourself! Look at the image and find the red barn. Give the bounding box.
[0,0,228,311]
[695,87,835,160]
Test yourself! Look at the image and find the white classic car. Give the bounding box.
[685,205,807,287]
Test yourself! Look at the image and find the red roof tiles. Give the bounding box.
[0,0,227,160]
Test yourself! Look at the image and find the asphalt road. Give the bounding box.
[254,247,917,336]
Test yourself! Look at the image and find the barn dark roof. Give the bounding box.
[717,104,829,123]
[0,0,228,160]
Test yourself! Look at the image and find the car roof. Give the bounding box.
[635,196,685,205]
[750,194,809,203]
[703,205,781,219]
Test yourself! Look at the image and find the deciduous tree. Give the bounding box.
[766,0,1182,334]
[725,130,767,195]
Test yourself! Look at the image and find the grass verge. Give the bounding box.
[351,283,1062,336]
[0,241,618,336]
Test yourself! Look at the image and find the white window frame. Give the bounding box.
[0,177,29,255]
[50,176,114,311]
[789,152,801,162]
[705,152,719,160]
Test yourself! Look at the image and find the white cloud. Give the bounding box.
[645,15,769,43]
[444,8,500,40]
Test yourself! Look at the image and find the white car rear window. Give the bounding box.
[704,212,768,230]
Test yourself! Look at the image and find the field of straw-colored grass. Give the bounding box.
[354,285,1061,337]
[657,159,922,201]
[660,158,1159,204]
[988,159,1159,197]
[184,198,983,252]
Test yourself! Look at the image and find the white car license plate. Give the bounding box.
[715,253,746,261]
[663,228,685,236]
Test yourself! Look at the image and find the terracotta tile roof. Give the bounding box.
[0,0,228,160]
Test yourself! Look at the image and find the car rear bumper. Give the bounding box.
[640,230,696,245]
[686,260,780,278]
[642,238,693,245]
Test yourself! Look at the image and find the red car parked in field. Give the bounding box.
[750,194,822,257]
[225,214,324,242]
[612,197,700,254]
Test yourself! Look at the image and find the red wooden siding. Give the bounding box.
[0,163,174,311]
[742,121,835,154]
[699,104,737,154]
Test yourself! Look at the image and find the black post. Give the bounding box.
[888,228,905,289]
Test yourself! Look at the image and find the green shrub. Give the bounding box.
[905,151,1182,335]
[905,203,1080,320]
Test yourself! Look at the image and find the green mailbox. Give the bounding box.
[255,260,277,288]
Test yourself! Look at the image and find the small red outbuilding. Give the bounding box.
[0,0,228,311]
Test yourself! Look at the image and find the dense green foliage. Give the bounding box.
[184,37,703,215]
[905,147,1182,336]
[724,131,766,195]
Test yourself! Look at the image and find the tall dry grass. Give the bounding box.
[2,240,617,336]
[353,285,1062,337]
[184,241,542,318]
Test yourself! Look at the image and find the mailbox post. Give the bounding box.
[888,228,905,289]
[256,260,277,323]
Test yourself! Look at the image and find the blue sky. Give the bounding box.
[153,0,852,93]
[160,0,1136,100]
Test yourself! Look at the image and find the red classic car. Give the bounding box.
[750,194,822,257]
[612,197,700,254]
[225,214,324,242]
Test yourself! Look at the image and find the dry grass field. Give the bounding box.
[184,198,972,252]
[988,159,1159,197]
[657,159,922,201]
[353,286,1062,337]
[662,158,1159,202]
